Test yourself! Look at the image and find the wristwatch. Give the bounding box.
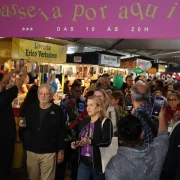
[59,150,64,154]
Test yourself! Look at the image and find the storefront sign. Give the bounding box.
[159,64,165,72]
[11,38,66,63]
[136,59,149,68]
[74,56,82,63]
[99,54,120,67]
[0,39,12,65]
[0,0,180,38]
[120,60,136,69]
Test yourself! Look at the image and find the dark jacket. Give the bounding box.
[24,102,65,154]
[162,122,180,180]
[0,85,18,179]
[78,117,113,172]
[0,85,18,138]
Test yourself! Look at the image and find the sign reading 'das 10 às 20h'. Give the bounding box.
[0,0,180,38]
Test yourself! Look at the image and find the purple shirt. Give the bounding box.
[80,123,94,157]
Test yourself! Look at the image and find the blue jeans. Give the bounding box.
[77,162,103,180]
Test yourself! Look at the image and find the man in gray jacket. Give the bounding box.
[105,109,168,180]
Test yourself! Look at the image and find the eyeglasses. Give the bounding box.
[168,99,178,102]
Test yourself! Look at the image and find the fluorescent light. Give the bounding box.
[67,50,75,54]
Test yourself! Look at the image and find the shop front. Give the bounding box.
[0,38,67,168]
[66,51,123,87]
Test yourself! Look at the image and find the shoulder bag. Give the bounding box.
[100,118,118,173]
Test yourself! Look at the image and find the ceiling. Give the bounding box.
[61,38,180,66]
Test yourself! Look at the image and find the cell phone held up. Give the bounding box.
[151,97,164,116]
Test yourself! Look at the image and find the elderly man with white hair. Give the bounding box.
[131,81,158,144]
[19,83,65,180]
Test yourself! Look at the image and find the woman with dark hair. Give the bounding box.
[165,92,180,124]
[105,110,168,180]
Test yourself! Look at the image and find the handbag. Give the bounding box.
[100,118,118,173]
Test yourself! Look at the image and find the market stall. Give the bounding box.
[66,51,123,87]
[0,37,67,168]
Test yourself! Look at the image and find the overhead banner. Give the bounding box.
[99,54,121,67]
[0,0,180,38]
[11,38,66,63]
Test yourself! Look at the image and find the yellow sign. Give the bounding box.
[158,64,165,72]
[0,38,12,66]
[12,38,66,63]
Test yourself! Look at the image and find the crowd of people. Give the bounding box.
[1,67,180,180]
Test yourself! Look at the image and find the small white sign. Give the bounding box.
[74,56,82,63]
[100,54,120,67]
[136,59,149,67]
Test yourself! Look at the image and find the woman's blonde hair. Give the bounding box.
[87,95,107,120]
[94,88,110,109]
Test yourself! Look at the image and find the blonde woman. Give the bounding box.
[72,95,113,180]
[94,88,117,134]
